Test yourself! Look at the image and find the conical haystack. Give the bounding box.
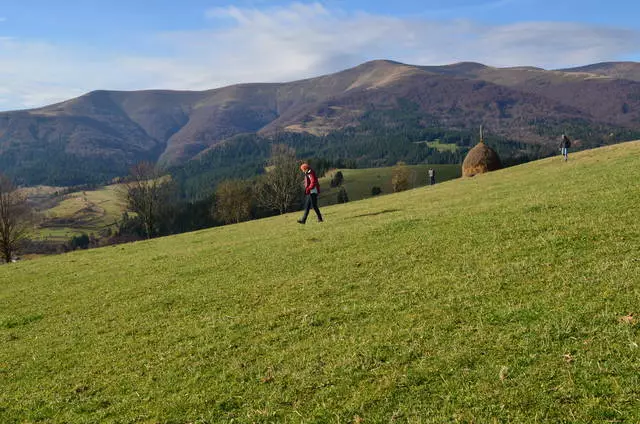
[462,141,502,177]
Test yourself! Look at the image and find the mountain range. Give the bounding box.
[2,60,640,185]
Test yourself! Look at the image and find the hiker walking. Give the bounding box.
[428,168,436,185]
[560,134,571,161]
[297,163,323,224]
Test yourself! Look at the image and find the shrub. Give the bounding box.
[69,233,90,250]
[330,171,344,188]
[391,162,411,192]
[215,180,253,224]
[337,187,349,204]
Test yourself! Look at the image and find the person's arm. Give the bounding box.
[308,171,319,192]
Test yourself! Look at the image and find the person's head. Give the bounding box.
[300,163,310,173]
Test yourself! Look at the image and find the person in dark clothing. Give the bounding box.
[560,134,571,161]
[428,168,436,185]
[297,163,323,224]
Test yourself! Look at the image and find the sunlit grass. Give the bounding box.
[319,164,460,206]
[1,142,639,422]
[33,185,125,242]
[426,140,459,152]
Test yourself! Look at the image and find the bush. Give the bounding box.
[337,187,349,204]
[69,233,90,250]
[330,171,344,188]
[391,162,411,192]
[215,180,253,224]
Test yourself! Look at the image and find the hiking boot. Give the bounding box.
[297,219,305,224]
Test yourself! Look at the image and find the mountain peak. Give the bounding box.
[3,59,640,186]
[342,60,423,91]
[447,61,488,69]
[356,59,409,68]
[418,61,488,77]
[559,61,640,81]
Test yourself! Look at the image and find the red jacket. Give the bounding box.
[304,169,320,195]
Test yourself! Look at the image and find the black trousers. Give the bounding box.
[300,193,323,222]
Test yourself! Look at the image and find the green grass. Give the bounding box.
[426,141,459,152]
[31,185,125,243]
[319,165,460,206]
[410,140,459,153]
[2,142,640,423]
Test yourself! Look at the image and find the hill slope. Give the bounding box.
[1,143,639,422]
[28,184,125,246]
[560,62,640,81]
[3,60,640,185]
[317,164,461,206]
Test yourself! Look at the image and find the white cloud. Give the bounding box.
[0,2,639,111]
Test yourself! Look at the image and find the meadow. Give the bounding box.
[27,165,459,244]
[318,164,460,206]
[1,142,639,423]
[30,185,125,244]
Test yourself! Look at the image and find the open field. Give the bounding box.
[318,164,461,206]
[409,141,459,153]
[426,141,459,153]
[26,165,459,241]
[1,143,639,422]
[29,185,125,244]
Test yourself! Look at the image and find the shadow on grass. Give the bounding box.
[350,209,401,219]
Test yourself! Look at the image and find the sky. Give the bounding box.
[1,0,639,110]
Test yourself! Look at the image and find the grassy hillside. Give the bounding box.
[1,143,639,422]
[30,185,125,244]
[318,164,461,206]
[26,165,459,243]
[560,62,640,81]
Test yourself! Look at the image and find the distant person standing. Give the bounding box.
[560,134,571,161]
[428,168,436,185]
[297,163,323,224]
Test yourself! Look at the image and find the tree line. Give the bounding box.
[115,144,308,240]
[4,96,640,188]
[0,175,31,263]
[1,143,354,263]
[0,143,520,263]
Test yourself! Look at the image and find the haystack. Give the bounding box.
[462,141,502,177]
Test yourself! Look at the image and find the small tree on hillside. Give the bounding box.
[337,187,349,204]
[254,144,302,214]
[0,174,31,264]
[69,233,91,251]
[391,162,412,193]
[120,162,175,239]
[214,180,253,224]
[330,171,344,188]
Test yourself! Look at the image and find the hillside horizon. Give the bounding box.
[2,59,640,186]
[5,59,640,111]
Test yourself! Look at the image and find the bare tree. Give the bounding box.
[120,162,174,239]
[0,174,30,264]
[391,161,412,193]
[254,144,302,214]
[214,180,253,224]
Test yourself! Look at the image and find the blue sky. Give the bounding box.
[1,0,639,110]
